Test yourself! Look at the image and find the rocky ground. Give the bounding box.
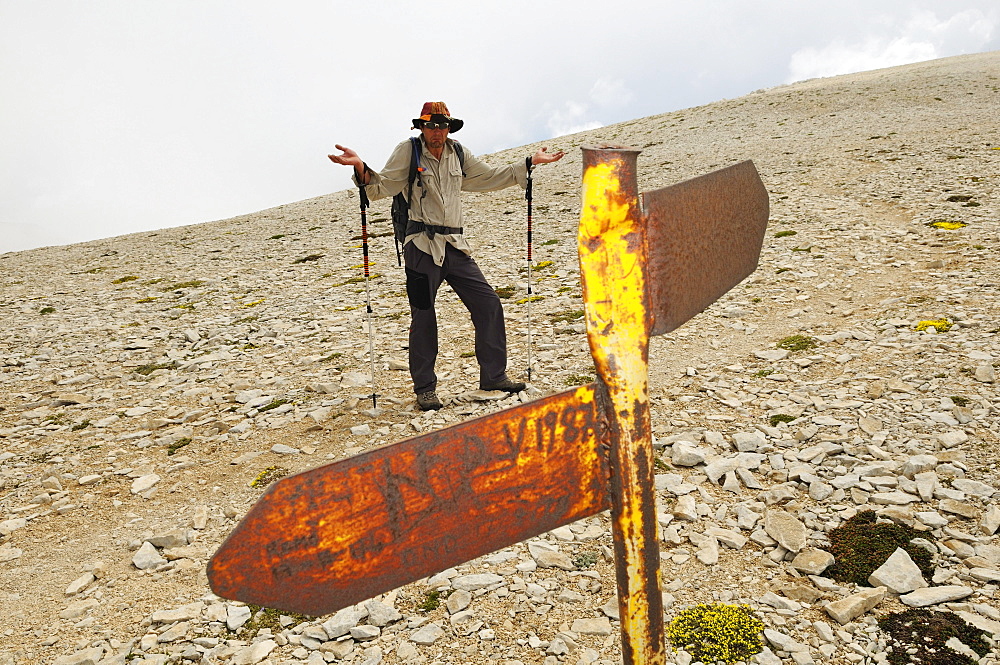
[1,51,998,665]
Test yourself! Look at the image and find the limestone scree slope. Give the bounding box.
[1,51,999,665]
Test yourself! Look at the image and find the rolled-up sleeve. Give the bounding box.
[352,140,412,202]
[460,150,529,192]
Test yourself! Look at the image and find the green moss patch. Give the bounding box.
[166,438,192,456]
[667,603,764,665]
[769,414,796,426]
[826,511,934,585]
[776,334,818,352]
[879,609,988,665]
[236,605,313,638]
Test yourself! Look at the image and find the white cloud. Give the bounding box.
[543,101,603,138]
[787,9,997,82]
[589,78,635,108]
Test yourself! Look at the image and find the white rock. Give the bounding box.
[571,617,613,635]
[790,548,834,575]
[900,585,974,607]
[763,510,807,552]
[0,518,27,536]
[130,473,161,495]
[131,542,166,570]
[764,628,809,652]
[364,598,402,626]
[51,647,104,665]
[322,605,367,638]
[951,478,997,498]
[981,504,1000,535]
[452,573,504,591]
[868,547,927,593]
[938,430,969,448]
[671,442,707,467]
[65,572,95,596]
[824,586,886,625]
[0,546,23,562]
[226,604,252,631]
[409,623,445,645]
[974,364,995,383]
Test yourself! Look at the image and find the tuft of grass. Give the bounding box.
[237,605,313,638]
[572,551,599,569]
[257,398,290,413]
[879,609,988,665]
[113,275,139,284]
[774,230,797,238]
[950,395,970,407]
[549,309,585,323]
[166,438,192,456]
[39,306,56,315]
[667,603,765,665]
[532,260,554,271]
[769,414,795,426]
[826,510,934,585]
[494,286,517,299]
[418,589,450,612]
[776,334,817,352]
[71,419,92,431]
[564,374,594,387]
[135,363,173,376]
[293,254,323,264]
[515,295,544,305]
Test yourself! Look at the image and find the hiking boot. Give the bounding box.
[416,390,442,411]
[479,376,526,393]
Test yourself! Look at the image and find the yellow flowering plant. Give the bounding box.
[667,603,765,665]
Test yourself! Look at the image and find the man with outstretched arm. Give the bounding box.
[329,101,565,411]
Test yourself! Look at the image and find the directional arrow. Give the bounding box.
[208,147,768,665]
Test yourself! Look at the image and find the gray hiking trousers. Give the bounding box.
[404,242,508,394]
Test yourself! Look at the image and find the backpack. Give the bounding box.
[390,136,465,266]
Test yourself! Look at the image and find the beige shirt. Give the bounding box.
[354,136,529,265]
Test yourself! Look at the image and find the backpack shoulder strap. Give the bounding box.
[407,136,421,185]
[452,141,466,176]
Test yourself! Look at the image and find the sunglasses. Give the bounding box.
[422,121,450,130]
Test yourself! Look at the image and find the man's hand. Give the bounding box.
[328,145,369,183]
[531,147,566,166]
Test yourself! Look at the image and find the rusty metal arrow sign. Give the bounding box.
[208,146,768,665]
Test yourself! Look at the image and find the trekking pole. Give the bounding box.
[357,184,378,410]
[525,164,534,381]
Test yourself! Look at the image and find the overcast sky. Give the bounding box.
[1,1,997,254]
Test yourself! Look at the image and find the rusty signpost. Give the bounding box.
[208,146,769,664]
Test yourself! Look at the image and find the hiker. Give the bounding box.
[329,101,565,411]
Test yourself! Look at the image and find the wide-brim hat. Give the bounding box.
[412,101,464,133]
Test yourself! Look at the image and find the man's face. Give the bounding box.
[421,124,449,151]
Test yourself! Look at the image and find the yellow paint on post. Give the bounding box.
[579,149,665,665]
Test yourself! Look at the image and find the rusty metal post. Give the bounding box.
[579,146,665,665]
